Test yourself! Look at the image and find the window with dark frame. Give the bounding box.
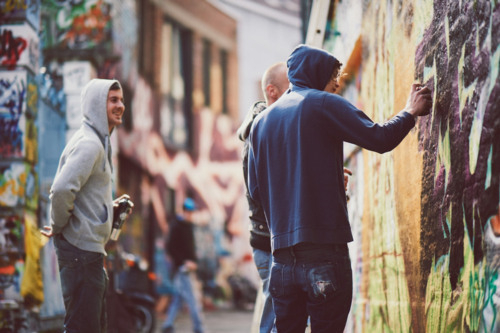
[203,39,212,107]
[220,48,228,115]
[158,18,193,150]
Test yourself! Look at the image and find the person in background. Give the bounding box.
[161,198,205,333]
[248,44,432,332]
[237,62,289,333]
[42,79,131,333]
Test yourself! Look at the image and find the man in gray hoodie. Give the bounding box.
[42,79,128,333]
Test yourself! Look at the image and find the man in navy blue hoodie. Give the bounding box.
[247,44,432,332]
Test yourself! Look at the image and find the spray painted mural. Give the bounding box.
[114,74,254,302]
[117,77,248,256]
[41,0,112,50]
[328,0,499,332]
[415,0,500,331]
[0,1,41,327]
[0,70,38,163]
[0,0,41,28]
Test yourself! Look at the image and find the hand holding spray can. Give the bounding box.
[110,195,134,241]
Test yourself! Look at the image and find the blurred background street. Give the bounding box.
[153,307,254,333]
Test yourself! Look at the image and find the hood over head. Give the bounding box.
[287,44,339,90]
[81,78,121,142]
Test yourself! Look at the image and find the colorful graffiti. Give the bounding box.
[118,78,246,234]
[0,29,27,70]
[0,70,37,162]
[42,0,112,50]
[36,59,72,321]
[38,62,65,112]
[116,76,249,278]
[0,25,39,72]
[415,0,500,331]
[325,0,499,332]
[0,162,37,209]
[0,71,26,158]
[0,214,24,298]
[0,0,41,28]
[0,215,23,262]
[346,0,422,330]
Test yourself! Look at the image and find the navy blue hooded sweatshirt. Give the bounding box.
[248,44,416,252]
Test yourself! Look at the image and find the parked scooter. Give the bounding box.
[105,245,156,333]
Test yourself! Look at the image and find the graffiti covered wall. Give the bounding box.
[416,1,499,331]
[326,0,499,331]
[110,0,253,299]
[116,77,252,288]
[0,1,40,317]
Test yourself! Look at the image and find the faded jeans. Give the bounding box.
[253,248,275,333]
[162,269,205,333]
[54,234,108,333]
[270,242,352,333]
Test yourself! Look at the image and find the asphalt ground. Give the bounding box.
[154,307,254,333]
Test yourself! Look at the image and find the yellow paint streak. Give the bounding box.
[458,44,477,126]
[413,0,434,40]
[435,127,451,188]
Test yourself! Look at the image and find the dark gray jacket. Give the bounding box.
[237,101,271,253]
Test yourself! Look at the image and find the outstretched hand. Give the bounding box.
[405,83,433,118]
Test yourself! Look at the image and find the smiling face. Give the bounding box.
[106,87,125,133]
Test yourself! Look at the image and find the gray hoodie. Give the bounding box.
[50,79,120,254]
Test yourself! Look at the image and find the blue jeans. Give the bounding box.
[54,235,108,333]
[253,248,275,333]
[162,270,205,333]
[270,243,352,333]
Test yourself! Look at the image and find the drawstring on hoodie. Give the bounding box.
[105,135,113,172]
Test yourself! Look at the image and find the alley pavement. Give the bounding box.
[154,307,254,333]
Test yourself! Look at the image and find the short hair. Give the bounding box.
[329,59,343,81]
[261,62,288,103]
[261,63,287,94]
[110,81,121,91]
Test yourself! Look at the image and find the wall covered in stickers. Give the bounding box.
[326,0,499,332]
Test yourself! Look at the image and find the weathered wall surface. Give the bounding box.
[326,0,499,331]
[416,1,499,331]
[0,1,42,320]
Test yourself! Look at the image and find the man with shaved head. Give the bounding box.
[238,62,289,333]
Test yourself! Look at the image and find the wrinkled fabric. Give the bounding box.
[50,79,120,254]
[248,44,415,251]
[54,235,108,333]
[270,243,352,333]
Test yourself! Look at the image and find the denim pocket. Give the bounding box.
[269,262,284,298]
[306,263,337,299]
[54,236,80,269]
[253,249,271,281]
